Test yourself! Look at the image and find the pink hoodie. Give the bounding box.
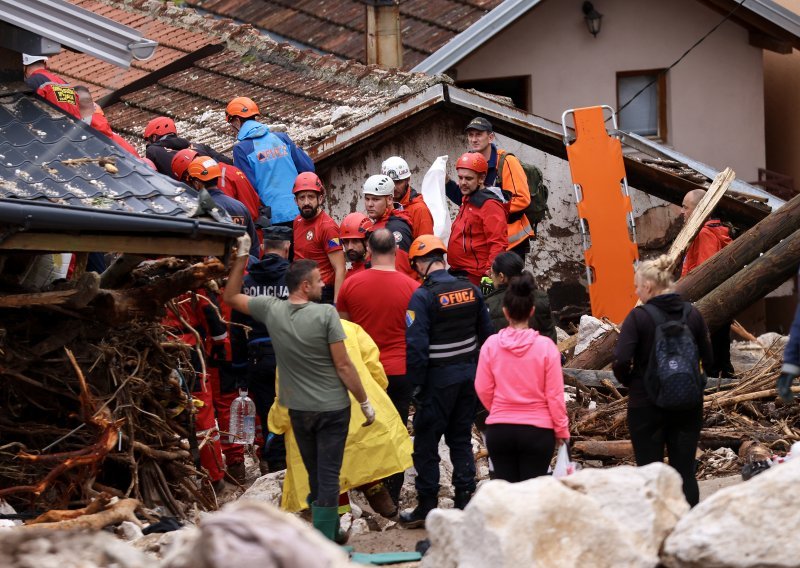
[475,327,569,438]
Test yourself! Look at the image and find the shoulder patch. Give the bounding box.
[405,310,416,327]
[393,231,402,243]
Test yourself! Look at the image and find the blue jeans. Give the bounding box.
[289,407,351,507]
[412,379,477,497]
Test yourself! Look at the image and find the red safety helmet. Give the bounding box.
[226,96,260,120]
[292,172,324,194]
[186,156,221,182]
[408,234,447,261]
[339,212,372,239]
[455,152,488,175]
[171,148,199,181]
[143,116,177,139]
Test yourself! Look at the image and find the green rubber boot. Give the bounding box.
[311,502,342,542]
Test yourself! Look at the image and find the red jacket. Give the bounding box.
[681,220,732,277]
[219,163,261,221]
[448,188,508,285]
[396,187,434,239]
[27,69,81,120]
[89,113,141,158]
[371,208,413,252]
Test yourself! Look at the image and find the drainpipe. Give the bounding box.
[363,0,402,69]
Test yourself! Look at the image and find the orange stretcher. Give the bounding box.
[562,105,639,324]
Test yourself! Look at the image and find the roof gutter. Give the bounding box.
[0,0,158,67]
[411,0,542,74]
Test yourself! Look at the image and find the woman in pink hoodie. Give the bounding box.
[475,273,569,482]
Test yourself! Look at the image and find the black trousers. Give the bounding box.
[290,406,351,508]
[246,342,286,469]
[484,423,555,483]
[508,237,531,261]
[384,374,414,503]
[412,380,477,497]
[627,404,703,506]
[709,323,734,377]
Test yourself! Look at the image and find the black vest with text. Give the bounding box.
[426,276,482,365]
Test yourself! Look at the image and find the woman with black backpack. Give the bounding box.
[612,255,713,506]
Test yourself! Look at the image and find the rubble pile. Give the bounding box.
[0,258,227,517]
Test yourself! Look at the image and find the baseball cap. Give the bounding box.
[465,117,493,132]
[262,225,292,241]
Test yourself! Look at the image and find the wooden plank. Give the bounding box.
[0,288,78,308]
[665,167,735,271]
[0,233,227,256]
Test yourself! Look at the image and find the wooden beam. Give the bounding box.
[749,30,792,54]
[0,233,227,256]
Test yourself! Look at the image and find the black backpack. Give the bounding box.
[641,303,706,410]
[496,152,551,234]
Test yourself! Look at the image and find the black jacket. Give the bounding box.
[145,134,232,176]
[612,293,713,408]
[484,285,557,344]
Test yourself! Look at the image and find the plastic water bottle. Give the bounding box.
[228,388,256,445]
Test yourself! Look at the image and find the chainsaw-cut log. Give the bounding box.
[572,440,633,459]
[20,498,141,530]
[677,191,800,302]
[0,272,98,309]
[91,258,226,325]
[696,228,800,332]
[665,168,735,271]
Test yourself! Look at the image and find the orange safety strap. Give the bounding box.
[565,106,638,324]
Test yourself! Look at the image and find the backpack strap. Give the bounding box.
[679,302,692,324]
[640,303,667,327]
[495,151,511,190]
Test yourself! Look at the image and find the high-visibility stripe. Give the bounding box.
[508,220,534,245]
[429,336,477,351]
[429,341,478,359]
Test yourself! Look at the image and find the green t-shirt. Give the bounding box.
[248,296,349,412]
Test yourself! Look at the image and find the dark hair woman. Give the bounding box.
[612,255,713,506]
[475,273,569,482]
[485,252,557,343]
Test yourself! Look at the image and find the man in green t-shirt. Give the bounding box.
[224,234,375,541]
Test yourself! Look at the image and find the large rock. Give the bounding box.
[0,528,150,568]
[662,456,800,567]
[574,315,613,356]
[240,470,285,507]
[160,500,354,568]
[422,463,687,568]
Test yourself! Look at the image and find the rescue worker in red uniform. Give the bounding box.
[22,54,81,119]
[185,156,260,259]
[339,212,416,280]
[144,117,233,176]
[363,175,413,252]
[447,153,508,286]
[73,85,141,158]
[381,156,434,239]
[291,173,346,304]
[162,290,230,491]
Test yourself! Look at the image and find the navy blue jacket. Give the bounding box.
[405,269,493,387]
[207,188,260,258]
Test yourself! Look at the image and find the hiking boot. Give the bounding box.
[398,495,437,528]
[365,483,398,518]
[227,462,246,485]
[454,489,474,510]
[259,459,270,476]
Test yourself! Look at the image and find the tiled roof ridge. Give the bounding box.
[105,0,447,93]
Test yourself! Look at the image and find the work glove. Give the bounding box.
[777,372,797,403]
[359,399,376,426]
[235,234,251,258]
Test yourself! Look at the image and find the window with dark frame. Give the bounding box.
[617,70,667,140]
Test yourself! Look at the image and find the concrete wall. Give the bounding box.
[453,0,766,181]
[317,113,674,312]
[764,0,800,189]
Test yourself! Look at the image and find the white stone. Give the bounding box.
[758,332,788,353]
[117,520,144,541]
[574,315,614,356]
[662,456,800,568]
[0,529,150,568]
[0,500,20,529]
[240,470,285,507]
[423,463,688,568]
[555,326,570,343]
[349,518,370,536]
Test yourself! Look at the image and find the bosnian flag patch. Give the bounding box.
[405,310,416,327]
[327,237,341,249]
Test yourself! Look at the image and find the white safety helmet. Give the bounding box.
[362,174,395,196]
[381,156,411,181]
[22,53,48,66]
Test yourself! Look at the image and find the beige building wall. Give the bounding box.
[453,0,766,181]
[764,0,800,188]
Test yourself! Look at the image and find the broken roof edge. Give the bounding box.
[0,198,244,242]
[411,0,542,74]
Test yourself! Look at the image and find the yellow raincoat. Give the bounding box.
[268,320,414,512]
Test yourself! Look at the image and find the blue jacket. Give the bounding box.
[233,120,314,224]
[783,305,800,376]
[405,269,493,387]
[207,188,260,258]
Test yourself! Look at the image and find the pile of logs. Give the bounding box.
[0,257,227,517]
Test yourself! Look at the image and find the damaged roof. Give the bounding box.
[182,0,502,70]
[0,92,243,251]
[99,0,444,152]
[47,0,221,102]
